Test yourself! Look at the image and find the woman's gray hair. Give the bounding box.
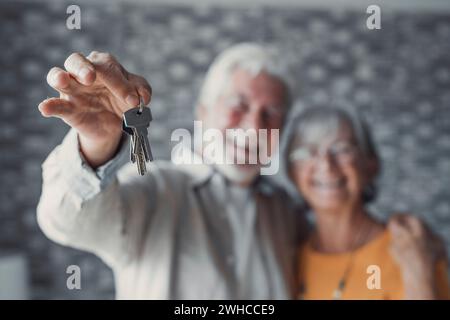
[286,105,380,203]
[196,42,295,111]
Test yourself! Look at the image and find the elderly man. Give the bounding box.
[37,43,304,299]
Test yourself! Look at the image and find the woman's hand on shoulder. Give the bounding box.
[388,214,444,299]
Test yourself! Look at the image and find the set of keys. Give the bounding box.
[122,97,153,175]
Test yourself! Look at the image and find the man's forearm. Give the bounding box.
[37,129,133,268]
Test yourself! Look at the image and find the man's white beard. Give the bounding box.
[202,139,262,185]
[195,128,266,185]
[214,163,260,185]
[215,140,261,185]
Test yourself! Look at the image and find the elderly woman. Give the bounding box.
[287,106,449,300]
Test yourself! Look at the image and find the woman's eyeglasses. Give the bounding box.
[289,141,358,165]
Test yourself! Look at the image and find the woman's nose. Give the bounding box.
[315,151,337,172]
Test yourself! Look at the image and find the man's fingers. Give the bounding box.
[389,213,408,226]
[403,215,425,238]
[47,67,84,95]
[64,52,96,85]
[388,219,410,243]
[129,74,152,105]
[86,51,140,107]
[47,67,71,91]
[38,98,75,119]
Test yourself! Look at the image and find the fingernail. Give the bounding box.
[79,67,91,80]
[38,102,48,116]
[48,74,59,87]
[126,94,139,106]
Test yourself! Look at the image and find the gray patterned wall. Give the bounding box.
[0,0,449,299]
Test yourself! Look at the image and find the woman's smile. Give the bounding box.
[309,175,349,205]
[311,176,346,190]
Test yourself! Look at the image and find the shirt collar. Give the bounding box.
[170,143,280,194]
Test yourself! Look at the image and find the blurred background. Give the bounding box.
[0,0,449,299]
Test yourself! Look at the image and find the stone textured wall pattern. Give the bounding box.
[0,1,449,299]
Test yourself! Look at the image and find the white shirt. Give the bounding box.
[37,129,305,299]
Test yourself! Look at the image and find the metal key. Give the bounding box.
[122,119,135,163]
[127,102,153,162]
[122,97,153,175]
[125,115,151,175]
[132,127,147,175]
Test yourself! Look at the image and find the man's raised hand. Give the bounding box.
[38,51,152,168]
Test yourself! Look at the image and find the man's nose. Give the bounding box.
[241,108,262,131]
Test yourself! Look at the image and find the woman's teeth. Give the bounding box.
[312,179,345,189]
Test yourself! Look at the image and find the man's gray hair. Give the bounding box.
[197,42,295,110]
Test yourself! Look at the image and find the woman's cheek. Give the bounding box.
[291,165,303,192]
[299,169,313,199]
[348,167,365,200]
